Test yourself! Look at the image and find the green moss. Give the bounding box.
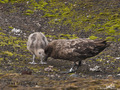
[58,34,78,39]
[24,9,34,15]
[97,28,104,31]
[108,29,116,34]
[0,32,6,35]
[44,13,57,17]
[99,12,110,16]
[46,35,56,38]
[111,13,120,20]
[46,34,78,39]
[105,36,115,41]
[91,24,96,28]
[112,24,120,29]
[2,51,13,56]
[24,13,31,15]
[26,9,34,13]
[0,42,7,46]
[96,59,103,62]
[0,0,9,4]
[89,36,98,40]
[118,38,120,41]
[1,0,120,42]
[8,26,14,29]
[117,67,120,71]
[0,27,2,30]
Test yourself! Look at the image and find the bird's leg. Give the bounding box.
[29,54,37,64]
[44,55,48,62]
[68,62,77,73]
[69,61,81,73]
[78,61,81,67]
[69,62,77,73]
[39,56,47,64]
[61,61,81,74]
[40,55,48,64]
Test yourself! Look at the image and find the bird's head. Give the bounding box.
[36,49,45,58]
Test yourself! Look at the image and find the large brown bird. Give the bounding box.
[44,38,110,73]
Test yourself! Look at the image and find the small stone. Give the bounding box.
[90,66,102,72]
[44,65,54,72]
[117,73,120,76]
[115,57,120,59]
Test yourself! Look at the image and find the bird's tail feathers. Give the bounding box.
[94,40,111,47]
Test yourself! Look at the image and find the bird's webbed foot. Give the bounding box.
[39,57,47,64]
[39,55,48,64]
[60,68,76,74]
[60,67,77,74]
[29,55,37,64]
[60,61,81,74]
[39,61,47,64]
[29,61,37,64]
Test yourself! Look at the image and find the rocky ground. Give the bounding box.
[0,0,120,89]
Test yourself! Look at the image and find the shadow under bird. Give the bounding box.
[44,38,110,73]
[27,32,48,64]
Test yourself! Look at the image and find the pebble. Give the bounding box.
[117,73,120,76]
[90,66,102,72]
[44,65,54,72]
[115,57,120,59]
[11,28,22,35]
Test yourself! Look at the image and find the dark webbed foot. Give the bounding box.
[60,70,75,74]
[60,61,81,74]
[60,67,77,74]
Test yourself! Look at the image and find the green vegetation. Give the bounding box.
[46,33,78,39]
[1,0,120,41]
[0,31,27,63]
[8,26,14,29]
[2,51,13,56]
[0,0,9,3]
[105,36,115,41]
[89,35,98,40]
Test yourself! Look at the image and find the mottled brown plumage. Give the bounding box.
[44,38,110,73]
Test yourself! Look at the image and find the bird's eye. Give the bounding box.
[39,52,41,54]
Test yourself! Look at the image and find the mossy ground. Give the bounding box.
[0,0,120,89]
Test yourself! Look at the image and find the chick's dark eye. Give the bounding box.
[39,52,41,54]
